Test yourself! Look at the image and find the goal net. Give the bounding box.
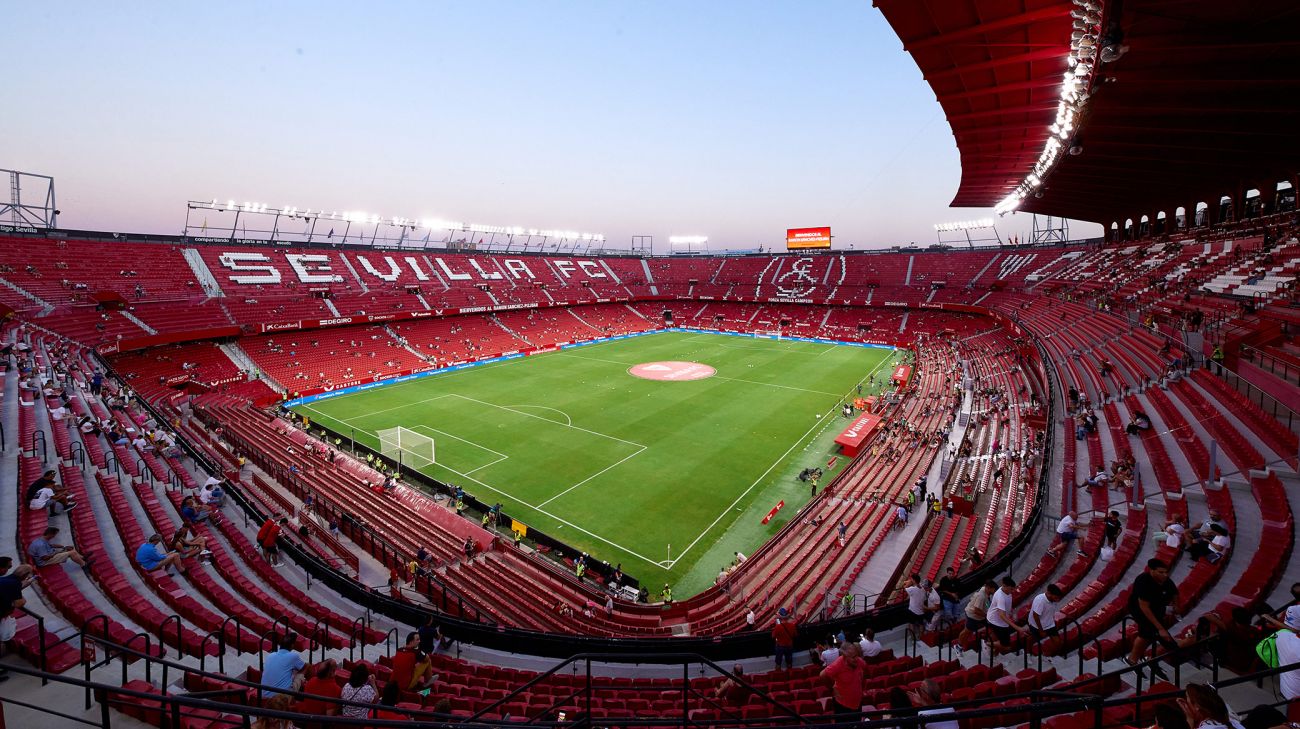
[377,427,435,470]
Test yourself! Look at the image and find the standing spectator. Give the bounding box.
[820,641,865,719]
[28,527,90,569]
[960,580,997,647]
[339,663,379,720]
[260,632,305,697]
[986,576,1028,654]
[1103,511,1123,551]
[1125,558,1181,679]
[297,658,343,716]
[772,608,797,670]
[904,574,928,628]
[90,371,103,395]
[257,517,286,566]
[895,503,909,530]
[937,567,961,623]
[390,631,438,691]
[135,534,186,575]
[1028,585,1063,641]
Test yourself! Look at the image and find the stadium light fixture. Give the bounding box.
[994,0,1107,216]
[668,235,709,245]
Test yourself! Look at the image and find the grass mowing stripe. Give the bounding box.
[293,331,895,594]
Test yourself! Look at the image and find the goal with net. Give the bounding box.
[377,426,436,469]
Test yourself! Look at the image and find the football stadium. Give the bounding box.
[1,1,1299,727]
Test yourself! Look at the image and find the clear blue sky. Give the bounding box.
[3,1,1101,252]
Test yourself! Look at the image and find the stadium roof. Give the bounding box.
[876,0,1300,226]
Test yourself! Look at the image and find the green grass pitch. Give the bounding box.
[295,331,898,596]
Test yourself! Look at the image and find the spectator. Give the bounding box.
[986,576,1028,654]
[1028,585,1063,641]
[199,480,226,509]
[390,631,438,691]
[0,564,35,682]
[1176,684,1237,729]
[1152,702,1190,729]
[417,614,451,654]
[261,631,305,697]
[252,694,295,729]
[296,658,342,716]
[29,527,90,569]
[859,629,883,660]
[1188,524,1230,563]
[257,517,287,566]
[339,663,379,720]
[370,681,405,721]
[1271,605,1300,703]
[1049,512,1084,558]
[960,580,997,647]
[135,533,186,575]
[820,641,865,719]
[904,574,928,628]
[1125,558,1183,679]
[1103,510,1123,552]
[714,665,747,706]
[772,607,797,670]
[908,679,959,729]
[27,470,76,512]
[170,524,210,561]
[180,495,217,525]
[1156,518,1187,551]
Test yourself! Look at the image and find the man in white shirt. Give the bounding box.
[986,576,1028,653]
[1050,512,1084,558]
[904,574,927,627]
[1157,519,1186,550]
[924,581,943,629]
[1028,584,1063,640]
[859,629,883,659]
[1273,605,1300,702]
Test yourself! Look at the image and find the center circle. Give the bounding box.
[628,361,717,382]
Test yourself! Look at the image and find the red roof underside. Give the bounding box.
[876,0,1300,225]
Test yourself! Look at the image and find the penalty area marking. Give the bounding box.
[408,424,509,475]
[295,407,666,569]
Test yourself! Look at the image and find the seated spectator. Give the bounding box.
[1125,411,1152,435]
[170,524,210,560]
[180,495,216,525]
[135,533,186,575]
[390,631,438,691]
[27,470,77,512]
[859,629,883,660]
[198,480,226,509]
[714,665,747,706]
[339,663,379,719]
[28,527,90,569]
[1188,524,1230,563]
[1155,518,1187,551]
[260,631,305,697]
[296,658,342,716]
[253,694,295,729]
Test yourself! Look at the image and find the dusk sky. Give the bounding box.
[5,1,1102,252]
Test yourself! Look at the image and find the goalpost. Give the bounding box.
[377,426,436,469]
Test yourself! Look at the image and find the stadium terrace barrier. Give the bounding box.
[6,631,1294,729]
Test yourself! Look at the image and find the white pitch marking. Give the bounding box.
[297,408,668,568]
[448,394,646,449]
[507,404,574,426]
[662,350,897,567]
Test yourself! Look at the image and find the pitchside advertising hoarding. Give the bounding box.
[786,226,831,250]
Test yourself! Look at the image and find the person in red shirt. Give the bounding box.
[389,631,438,691]
[771,608,798,670]
[821,641,865,718]
[295,659,342,716]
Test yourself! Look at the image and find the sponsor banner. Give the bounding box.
[761,500,786,525]
[786,226,832,250]
[260,321,303,333]
[163,374,191,386]
[0,224,41,234]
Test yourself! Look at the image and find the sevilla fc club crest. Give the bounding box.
[776,258,818,298]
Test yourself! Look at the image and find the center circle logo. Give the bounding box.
[628,361,716,382]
